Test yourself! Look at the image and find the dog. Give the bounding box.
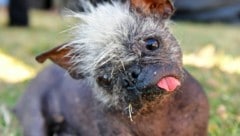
[14,0,209,135]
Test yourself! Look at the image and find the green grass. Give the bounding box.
[0,10,240,136]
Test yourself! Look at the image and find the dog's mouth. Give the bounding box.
[124,75,181,110]
[122,64,183,112]
[95,63,183,113]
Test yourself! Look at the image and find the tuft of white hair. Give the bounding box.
[64,2,137,78]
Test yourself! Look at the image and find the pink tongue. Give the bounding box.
[157,77,180,92]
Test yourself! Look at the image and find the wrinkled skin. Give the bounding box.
[14,65,209,136]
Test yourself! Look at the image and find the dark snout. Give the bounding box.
[124,64,183,92]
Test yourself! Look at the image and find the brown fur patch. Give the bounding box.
[130,0,174,18]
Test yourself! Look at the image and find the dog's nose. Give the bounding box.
[122,66,141,88]
[128,66,141,79]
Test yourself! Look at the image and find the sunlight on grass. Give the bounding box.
[0,50,36,83]
[183,44,240,74]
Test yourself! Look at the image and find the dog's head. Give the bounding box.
[36,0,183,113]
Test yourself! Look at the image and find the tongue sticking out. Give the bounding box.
[157,76,181,92]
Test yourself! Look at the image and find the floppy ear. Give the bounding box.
[130,0,175,18]
[36,43,84,79]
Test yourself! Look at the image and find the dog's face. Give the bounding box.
[36,0,183,113]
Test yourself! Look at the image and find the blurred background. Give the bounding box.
[0,0,240,135]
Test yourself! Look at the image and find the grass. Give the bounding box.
[0,10,240,136]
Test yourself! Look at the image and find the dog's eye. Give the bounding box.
[144,38,159,51]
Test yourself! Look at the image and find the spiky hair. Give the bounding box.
[64,1,177,78]
[36,0,180,109]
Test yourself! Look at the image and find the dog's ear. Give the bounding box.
[36,43,84,79]
[130,0,175,18]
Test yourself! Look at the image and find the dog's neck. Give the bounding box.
[101,93,176,135]
[134,94,174,116]
[103,93,170,119]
